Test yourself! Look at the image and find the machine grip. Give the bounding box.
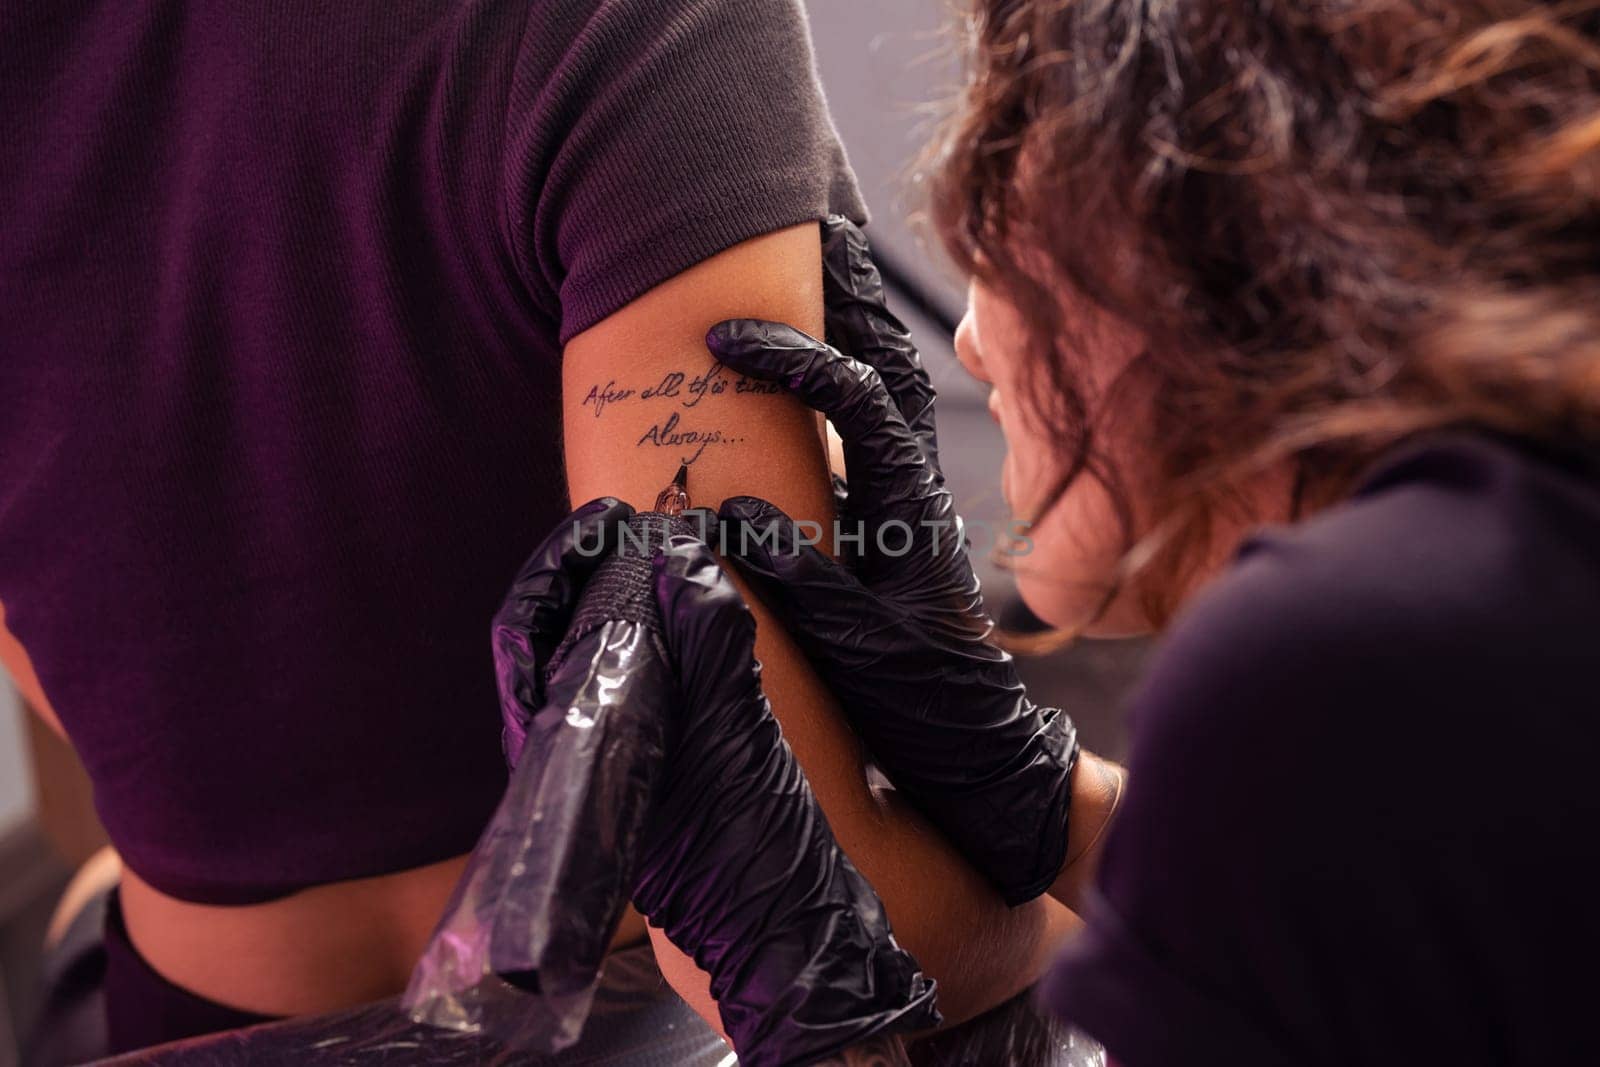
[544,512,699,683]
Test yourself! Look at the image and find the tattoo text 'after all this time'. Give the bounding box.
[580,363,782,465]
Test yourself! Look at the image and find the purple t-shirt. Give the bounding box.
[1043,433,1600,1064]
[0,0,863,904]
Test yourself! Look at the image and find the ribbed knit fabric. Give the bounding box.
[0,0,865,904]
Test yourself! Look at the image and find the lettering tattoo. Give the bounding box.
[580,381,636,418]
[579,360,782,466]
[635,411,742,465]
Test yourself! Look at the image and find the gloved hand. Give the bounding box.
[490,505,939,1066]
[699,217,1081,907]
[635,537,938,1064]
[494,496,636,771]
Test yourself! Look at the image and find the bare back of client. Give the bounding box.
[7,598,633,1016]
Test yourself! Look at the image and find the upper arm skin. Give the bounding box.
[563,224,1076,1030]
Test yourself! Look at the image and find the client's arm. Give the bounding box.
[563,223,1076,1029]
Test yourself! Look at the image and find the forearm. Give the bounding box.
[1047,752,1128,912]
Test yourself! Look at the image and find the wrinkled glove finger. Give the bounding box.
[646,535,940,1063]
[716,494,876,624]
[492,497,634,764]
[707,321,933,520]
[493,497,635,660]
[651,534,759,694]
[821,216,941,473]
[674,507,723,553]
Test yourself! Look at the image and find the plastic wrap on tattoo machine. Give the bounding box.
[401,507,690,1054]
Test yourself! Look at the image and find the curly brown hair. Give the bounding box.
[931,0,1600,625]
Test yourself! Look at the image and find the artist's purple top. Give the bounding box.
[1042,433,1600,1065]
[0,0,864,903]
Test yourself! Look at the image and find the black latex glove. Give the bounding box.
[700,217,1080,907]
[637,537,938,1064]
[492,507,939,1066]
[495,496,637,771]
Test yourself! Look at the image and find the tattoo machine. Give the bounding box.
[405,464,940,1063]
[402,468,697,1052]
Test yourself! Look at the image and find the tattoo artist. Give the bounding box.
[501,2,1600,1063]
[507,171,1600,1065]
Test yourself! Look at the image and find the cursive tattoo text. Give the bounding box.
[579,359,781,466]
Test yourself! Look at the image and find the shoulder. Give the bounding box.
[500,0,863,341]
[1129,431,1600,787]
[1057,433,1600,1066]
[1249,431,1600,634]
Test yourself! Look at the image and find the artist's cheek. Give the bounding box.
[964,283,1056,514]
[1001,336,1156,634]
[1008,474,1132,635]
[964,279,1030,399]
[992,398,1062,519]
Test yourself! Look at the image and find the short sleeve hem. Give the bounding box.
[556,178,866,344]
